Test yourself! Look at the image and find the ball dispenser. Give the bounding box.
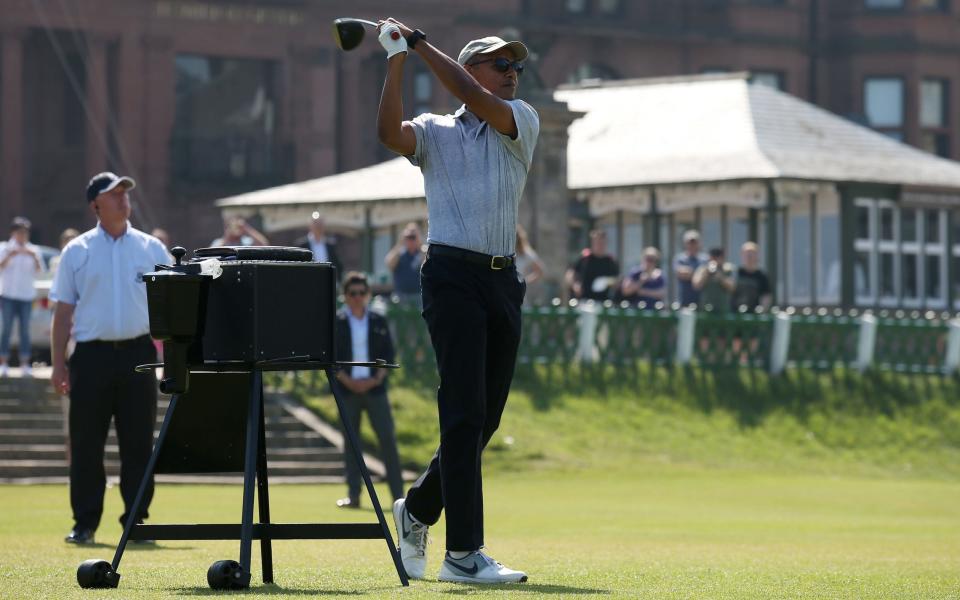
[76,246,406,591]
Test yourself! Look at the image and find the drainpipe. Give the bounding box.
[808,0,820,103]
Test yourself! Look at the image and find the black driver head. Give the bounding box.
[333,19,367,51]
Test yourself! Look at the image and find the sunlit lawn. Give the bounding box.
[2,466,959,599]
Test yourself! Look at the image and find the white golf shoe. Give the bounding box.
[438,550,528,584]
[393,498,429,579]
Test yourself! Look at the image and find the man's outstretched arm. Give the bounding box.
[379,18,518,138]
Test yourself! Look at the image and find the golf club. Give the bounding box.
[333,18,399,51]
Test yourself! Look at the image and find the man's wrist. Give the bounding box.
[406,29,426,50]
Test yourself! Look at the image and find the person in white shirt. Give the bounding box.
[296,212,343,278]
[50,172,169,545]
[332,272,403,509]
[0,217,43,377]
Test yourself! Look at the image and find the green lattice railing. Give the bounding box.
[369,300,960,383]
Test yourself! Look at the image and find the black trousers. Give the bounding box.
[339,388,404,502]
[404,252,525,552]
[68,336,157,531]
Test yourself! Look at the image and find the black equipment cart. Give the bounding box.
[75,246,408,590]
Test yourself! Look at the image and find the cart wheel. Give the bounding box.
[207,559,248,590]
[77,559,119,588]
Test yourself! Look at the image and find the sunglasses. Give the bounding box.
[469,57,524,75]
[346,289,368,298]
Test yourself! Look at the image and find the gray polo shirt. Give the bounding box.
[407,100,540,257]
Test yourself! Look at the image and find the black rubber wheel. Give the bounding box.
[207,559,247,590]
[77,559,118,588]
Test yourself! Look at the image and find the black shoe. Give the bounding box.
[336,497,361,509]
[65,528,95,544]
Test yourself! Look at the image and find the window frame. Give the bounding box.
[749,70,786,91]
[815,193,841,305]
[854,198,878,306]
[864,0,905,10]
[920,77,951,158]
[864,76,906,140]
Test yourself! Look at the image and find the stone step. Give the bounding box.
[0,413,65,428]
[0,426,334,448]
[0,398,65,414]
[0,459,347,479]
[0,443,67,460]
[0,443,343,461]
[0,429,66,445]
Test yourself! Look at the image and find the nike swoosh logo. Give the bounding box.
[446,560,479,576]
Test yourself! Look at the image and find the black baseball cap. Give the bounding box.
[86,172,136,202]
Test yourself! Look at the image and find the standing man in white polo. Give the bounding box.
[376,17,539,584]
[51,172,169,544]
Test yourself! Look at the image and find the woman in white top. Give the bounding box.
[0,217,43,376]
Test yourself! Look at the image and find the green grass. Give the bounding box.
[1,469,958,598]
[3,366,959,598]
[289,365,960,480]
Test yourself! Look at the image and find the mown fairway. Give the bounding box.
[4,368,960,598]
[1,466,958,599]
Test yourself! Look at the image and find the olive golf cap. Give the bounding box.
[86,172,136,202]
[457,36,529,66]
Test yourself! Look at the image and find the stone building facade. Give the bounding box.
[2,0,959,254]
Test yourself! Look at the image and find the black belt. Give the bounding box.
[79,334,152,349]
[428,244,515,270]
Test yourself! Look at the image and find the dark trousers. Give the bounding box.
[69,336,157,531]
[340,388,404,502]
[404,253,525,552]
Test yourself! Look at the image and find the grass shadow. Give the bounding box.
[439,582,609,595]
[174,584,367,596]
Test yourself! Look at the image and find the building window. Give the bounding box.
[622,212,644,270]
[701,206,722,251]
[901,207,921,304]
[854,198,947,308]
[726,206,750,265]
[877,201,899,305]
[854,199,877,305]
[172,54,282,184]
[923,209,947,307]
[413,70,432,117]
[864,77,904,140]
[920,78,950,158]
[750,71,785,91]
[567,63,620,84]
[817,194,841,304]
[864,0,904,9]
[597,0,621,14]
[952,213,960,309]
[758,209,786,302]
[787,197,813,305]
[917,0,950,11]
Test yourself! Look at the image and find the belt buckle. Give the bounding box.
[490,255,506,270]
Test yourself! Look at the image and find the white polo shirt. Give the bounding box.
[308,233,329,263]
[50,223,169,342]
[0,240,41,301]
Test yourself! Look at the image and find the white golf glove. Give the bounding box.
[378,24,407,59]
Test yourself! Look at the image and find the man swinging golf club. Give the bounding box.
[375,17,539,584]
